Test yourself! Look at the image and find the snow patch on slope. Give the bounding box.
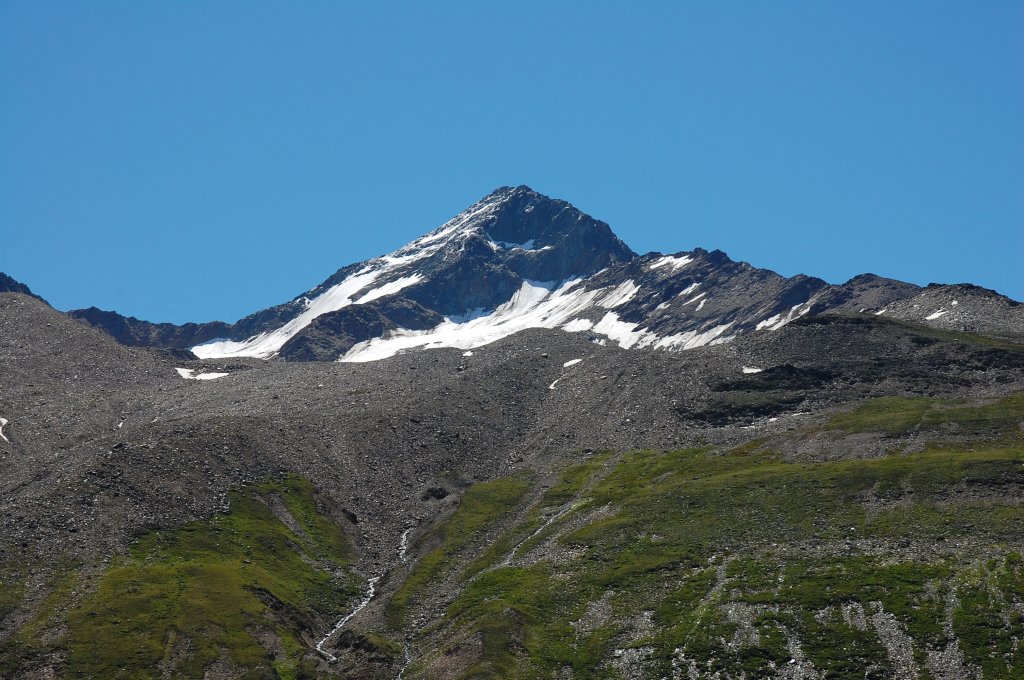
[649,255,693,271]
[193,268,386,359]
[598,280,640,309]
[354,274,424,305]
[591,312,648,348]
[755,298,818,331]
[653,323,734,350]
[562,318,594,332]
[175,368,229,380]
[678,282,701,297]
[340,274,735,362]
[190,193,510,360]
[338,271,731,363]
[341,279,602,362]
[490,238,553,252]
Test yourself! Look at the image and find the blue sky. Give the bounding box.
[2,2,1021,323]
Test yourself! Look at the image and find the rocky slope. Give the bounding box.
[2,281,1024,678]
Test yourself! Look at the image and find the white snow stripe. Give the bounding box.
[597,280,640,309]
[649,254,693,271]
[175,367,229,380]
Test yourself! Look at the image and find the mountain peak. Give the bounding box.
[65,186,1024,364]
[480,184,542,201]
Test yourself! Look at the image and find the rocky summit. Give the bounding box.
[2,187,1024,679]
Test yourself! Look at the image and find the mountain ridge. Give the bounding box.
[7,185,1023,359]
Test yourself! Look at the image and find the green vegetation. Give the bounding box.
[0,563,27,623]
[953,553,1024,677]
[387,476,531,628]
[404,395,1024,678]
[463,454,611,579]
[1,476,360,680]
[0,562,84,679]
[6,390,1024,678]
[822,390,1024,436]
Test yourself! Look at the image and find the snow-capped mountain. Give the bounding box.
[65,186,1024,360]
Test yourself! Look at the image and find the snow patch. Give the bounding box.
[398,527,414,563]
[193,267,385,359]
[175,368,229,381]
[649,254,693,271]
[354,274,424,305]
[755,299,817,331]
[598,280,640,309]
[491,238,552,252]
[925,310,948,320]
[0,417,8,443]
[591,312,649,348]
[695,298,708,311]
[339,276,733,362]
[742,366,762,374]
[563,358,583,367]
[653,323,734,350]
[462,350,473,357]
[682,292,707,306]
[678,282,701,297]
[341,279,602,362]
[561,318,594,332]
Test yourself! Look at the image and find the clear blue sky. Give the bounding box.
[2,2,1021,323]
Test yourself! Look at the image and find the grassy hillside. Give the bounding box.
[1,390,1022,678]
[393,392,1024,679]
[0,476,361,680]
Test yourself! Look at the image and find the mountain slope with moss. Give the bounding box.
[381,393,1024,679]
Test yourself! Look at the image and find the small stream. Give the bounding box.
[315,574,382,662]
[316,523,417,665]
[396,639,414,679]
[398,526,414,563]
